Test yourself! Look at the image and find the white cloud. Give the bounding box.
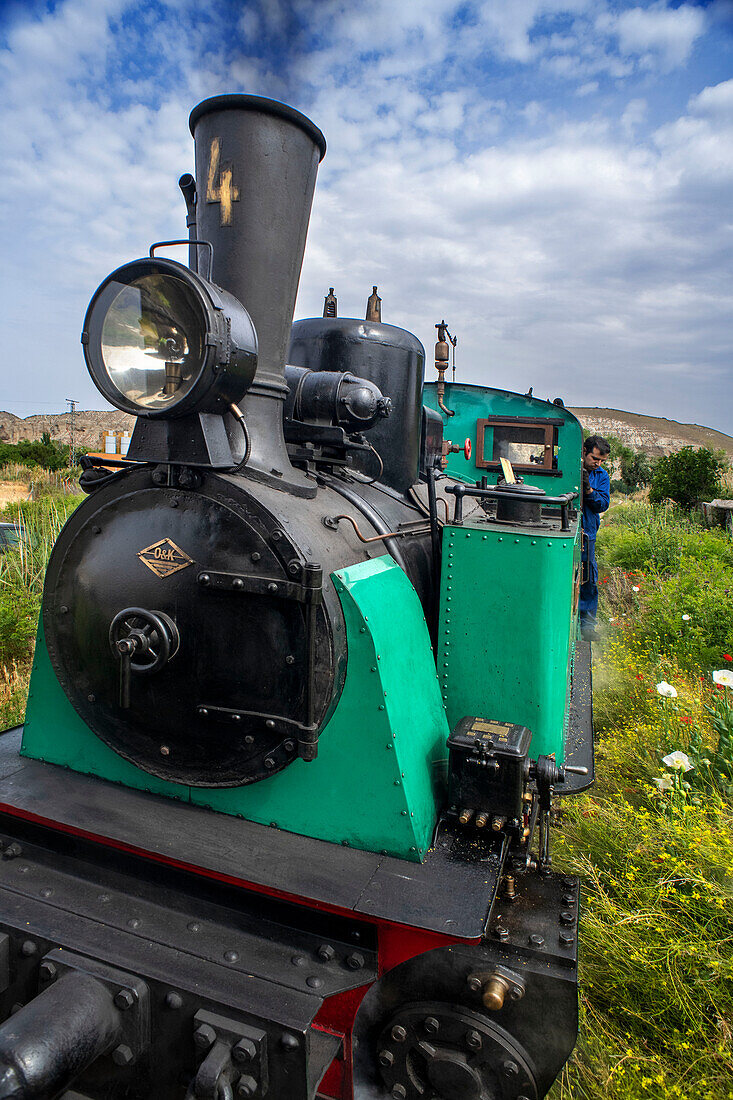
[603,2,707,69]
[0,0,731,432]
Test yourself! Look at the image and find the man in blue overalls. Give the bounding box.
[580,435,611,640]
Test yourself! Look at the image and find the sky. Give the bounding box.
[0,0,732,434]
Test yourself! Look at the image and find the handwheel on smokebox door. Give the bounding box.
[109,607,180,708]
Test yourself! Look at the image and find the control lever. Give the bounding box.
[528,755,588,871]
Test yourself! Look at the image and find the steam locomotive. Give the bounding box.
[0,95,593,1100]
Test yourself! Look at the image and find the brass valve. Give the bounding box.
[483,974,511,1011]
[467,968,525,1012]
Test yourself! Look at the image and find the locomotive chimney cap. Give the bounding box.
[188,94,327,160]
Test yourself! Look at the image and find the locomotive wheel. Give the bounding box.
[373,1001,538,1100]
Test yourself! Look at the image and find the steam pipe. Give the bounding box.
[0,972,123,1099]
[178,173,198,274]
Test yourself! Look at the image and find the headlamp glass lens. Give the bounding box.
[100,274,205,410]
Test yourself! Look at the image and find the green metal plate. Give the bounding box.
[438,522,579,760]
[22,556,448,862]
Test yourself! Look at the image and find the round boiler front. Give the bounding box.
[42,468,347,786]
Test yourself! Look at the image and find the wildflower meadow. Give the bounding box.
[0,468,732,1099]
[552,501,733,1100]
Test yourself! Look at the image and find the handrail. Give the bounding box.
[444,483,579,529]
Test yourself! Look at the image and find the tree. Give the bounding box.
[649,447,726,509]
[620,450,654,491]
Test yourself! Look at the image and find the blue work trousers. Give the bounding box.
[579,536,599,627]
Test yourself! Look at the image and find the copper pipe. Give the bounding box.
[326,514,430,545]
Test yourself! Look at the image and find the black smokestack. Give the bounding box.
[189,95,326,494]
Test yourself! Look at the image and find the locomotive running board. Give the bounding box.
[0,729,502,940]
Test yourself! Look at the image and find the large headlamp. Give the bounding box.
[81,255,257,418]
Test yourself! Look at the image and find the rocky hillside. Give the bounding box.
[1,406,731,460]
[569,408,733,458]
[0,410,135,452]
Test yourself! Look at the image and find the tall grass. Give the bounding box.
[0,462,80,498]
[551,501,733,1100]
[0,479,82,725]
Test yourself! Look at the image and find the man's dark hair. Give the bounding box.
[583,434,611,456]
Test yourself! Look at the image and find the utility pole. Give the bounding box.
[66,398,78,467]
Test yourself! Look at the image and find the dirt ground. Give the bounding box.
[0,482,29,509]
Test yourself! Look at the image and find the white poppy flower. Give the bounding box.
[662,751,693,772]
[632,586,640,593]
[682,614,691,621]
[712,669,733,688]
[656,681,678,698]
[653,775,673,791]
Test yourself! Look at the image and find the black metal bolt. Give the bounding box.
[4,843,22,860]
[264,757,275,769]
[236,1075,257,1098]
[233,578,244,590]
[467,976,483,993]
[20,941,37,957]
[280,1034,300,1051]
[306,976,323,989]
[268,583,278,593]
[503,1060,519,1077]
[466,1030,482,1051]
[233,1039,257,1064]
[111,1044,134,1067]
[113,989,135,1011]
[391,1086,407,1100]
[391,1025,407,1043]
[38,961,56,982]
[562,893,576,906]
[224,950,239,964]
[199,573,211,586]
[559,932,574,946]
[193,1024,217,1051]
[561,877,577,890]
[492,925,510,941]
[285,655,295,665]
[288,561,300,575]
[284,739,296,752]
[165,991,183,1010]
[529,934,545,947]
[378,1049,394,1067]
[317,944,336,962]
[346,952,365,970]
[560,911,575,925]
[251,552,261,562]
[423,1016,440,1035]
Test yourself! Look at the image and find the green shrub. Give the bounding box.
[0,590,39,664]
[598,504,733,576]
[631,557,733,670]
[0,433,72,471]
[649,447,726,510]
[619,449,654,490]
